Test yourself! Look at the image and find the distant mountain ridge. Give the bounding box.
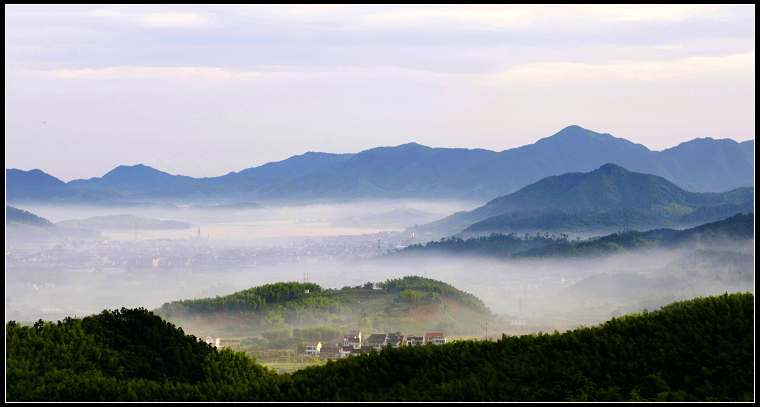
[416,164,754,236]
[6,206,101,244]
[479,163,751,215]
[6,126,754,204]
[6,206,55,229]
[398,212,754,259]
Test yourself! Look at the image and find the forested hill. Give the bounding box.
[157,281,326,315]
[515,212,754,259]
[6,292,754,401]
[397,213,754,259]
[397,232,568,258]
[154,278,492,337]
[415,163,753,236]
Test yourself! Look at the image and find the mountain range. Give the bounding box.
[5,126,754,205]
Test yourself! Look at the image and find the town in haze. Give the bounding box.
[6,5,754,402]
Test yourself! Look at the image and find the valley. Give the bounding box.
[5,127,754,402]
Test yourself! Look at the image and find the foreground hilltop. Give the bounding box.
[6,292,754,401]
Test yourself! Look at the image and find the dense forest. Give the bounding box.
[159,282,325,315]
[7,292,754,401]
[399,232,567,257]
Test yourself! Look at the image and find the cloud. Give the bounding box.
[89,7,209,28]
[571,5,727,22]
[31,66,265,81]
[140,13,203,27]
[21,65,462,89]
[483,52,754,85]
[18,49,754,91]
[369,5,544,27]
[365,5,731,28]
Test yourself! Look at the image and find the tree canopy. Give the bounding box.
[7,292,753,401]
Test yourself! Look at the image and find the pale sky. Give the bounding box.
[5,5,755,182]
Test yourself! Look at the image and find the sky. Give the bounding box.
[5,5,755,182]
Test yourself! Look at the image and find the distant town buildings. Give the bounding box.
[6,228,408,275]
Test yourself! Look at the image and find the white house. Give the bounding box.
[305,342,322,357]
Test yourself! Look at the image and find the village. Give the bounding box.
[200,331,447,360]
[306,330,447,359]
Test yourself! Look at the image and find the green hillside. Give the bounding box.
[6,292,754,401]
[154,277,494,352]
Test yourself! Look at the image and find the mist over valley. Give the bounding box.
[6,4,756,400]
[5,127,754,402]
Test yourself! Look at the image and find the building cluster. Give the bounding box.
[305,330,447,359]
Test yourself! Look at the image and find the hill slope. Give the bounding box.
[7,292,754,401]
[155,277,493,339]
